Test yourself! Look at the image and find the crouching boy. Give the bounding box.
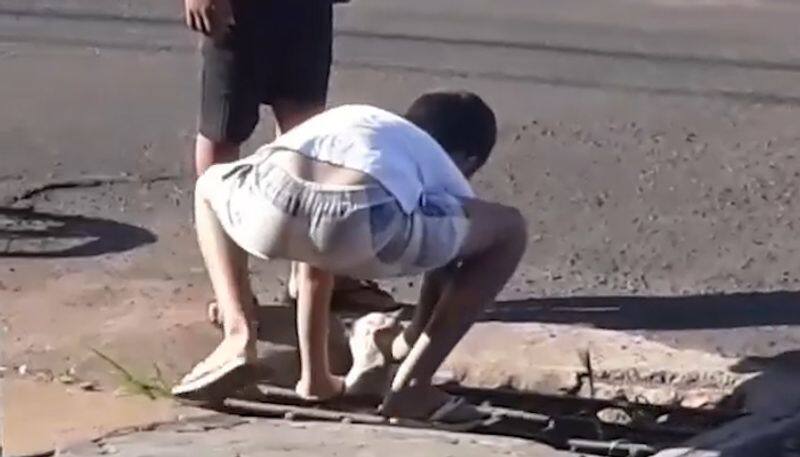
[173,91,527,428]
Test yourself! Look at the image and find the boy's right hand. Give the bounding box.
[184,0,234,37]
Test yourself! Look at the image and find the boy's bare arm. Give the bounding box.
[395,260,461,355]
[418,261,459,309]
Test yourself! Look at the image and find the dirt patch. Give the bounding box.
[2,378,206,456]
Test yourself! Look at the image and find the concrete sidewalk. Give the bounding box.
[55,413,574,457]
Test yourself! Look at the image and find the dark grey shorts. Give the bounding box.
[199,0,334,144]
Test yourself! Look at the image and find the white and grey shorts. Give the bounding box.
[197,154,470,278]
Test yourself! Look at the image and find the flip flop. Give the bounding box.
[386,396,498,432]
[172,355,253,402]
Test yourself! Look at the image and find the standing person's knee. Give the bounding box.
[272,98,324,133]
[197,135,239,157]
[195,134,241,176]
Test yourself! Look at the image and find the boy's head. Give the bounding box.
[405,90,497,177]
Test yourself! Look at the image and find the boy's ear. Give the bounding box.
[463,155,482,177]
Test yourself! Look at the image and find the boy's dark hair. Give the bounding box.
[405,91,497,167]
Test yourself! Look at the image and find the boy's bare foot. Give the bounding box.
[381,385,487,423]
[295,374,345,402]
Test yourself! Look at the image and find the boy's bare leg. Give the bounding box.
[382,200,527,419]
[294,262,344,400]
[192,178,257,371]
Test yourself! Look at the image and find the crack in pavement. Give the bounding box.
[1,174,181,206]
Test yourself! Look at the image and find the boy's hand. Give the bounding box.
[184,0,234,37]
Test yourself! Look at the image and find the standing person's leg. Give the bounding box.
[273,99,325,135]
[196,16,260,176]
[195,135,239,177]
[381,199,527,421]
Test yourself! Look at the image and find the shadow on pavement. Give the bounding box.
[726,350,800,413]
[478,292,800,330]
[0,207,156,258]
[652,351,800,457]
